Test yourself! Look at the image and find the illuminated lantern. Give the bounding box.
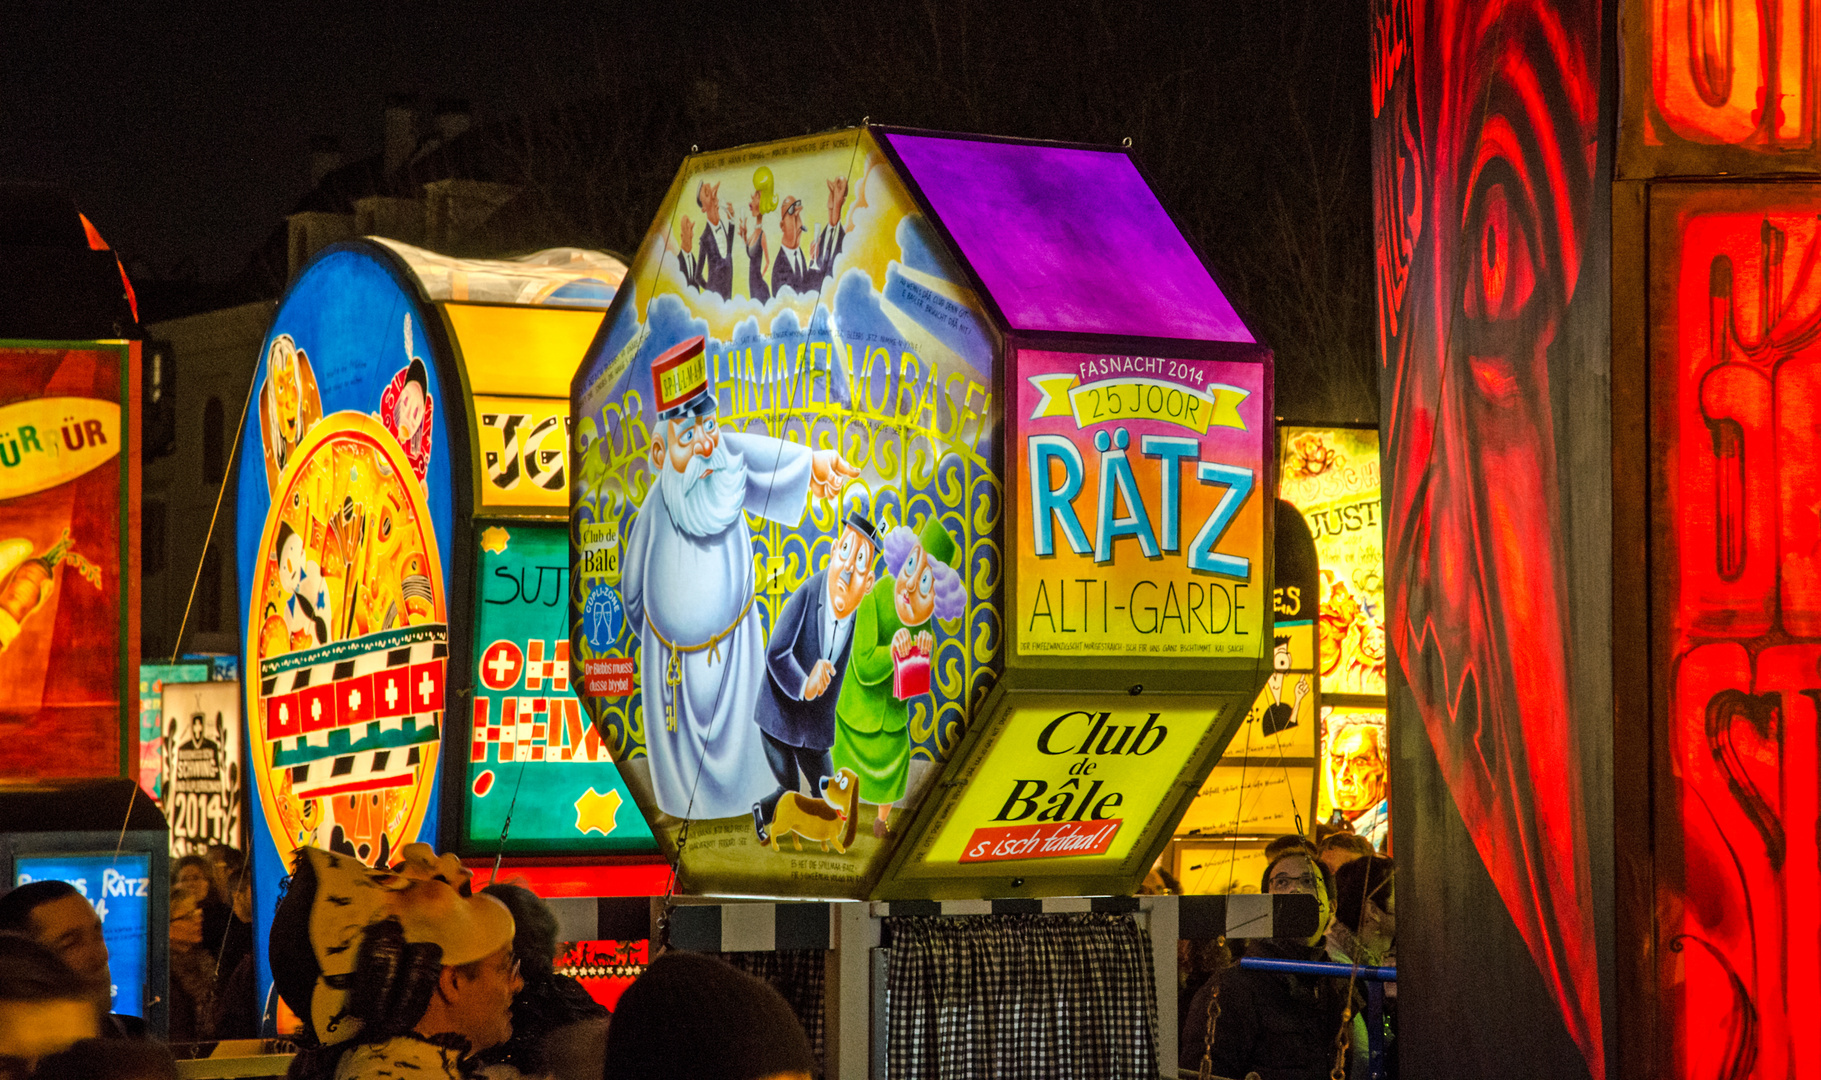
[0,192,139,783]
[1386,0,1821,1075]
[571,127,1273,900]
[236,239,658,1028]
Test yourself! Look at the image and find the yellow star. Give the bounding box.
[573,787,622,836]
[480,526,511,554]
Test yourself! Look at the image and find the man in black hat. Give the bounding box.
[751,510,879,844]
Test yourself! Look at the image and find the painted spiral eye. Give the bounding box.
[1471,181,1535,321]
[1461,161,1540,326]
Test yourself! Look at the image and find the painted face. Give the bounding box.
[394,381,426,444]
[272,346,301,440]
[780,198,804,248]
[826,525,876,621]
[1273,640,1292,672]
[1377,0,1602,1057]
[663,414,720,475]
[1330,724,1388,815]
[894,545,937,627]
[278,533,305,593]
[698,181,722,226]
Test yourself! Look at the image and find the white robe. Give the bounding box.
[622,431,812,819]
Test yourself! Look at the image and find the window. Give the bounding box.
[203,396,225,484]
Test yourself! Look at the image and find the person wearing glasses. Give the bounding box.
[268,845,522,1080]
[768,178,849,299]
[1179,838,1348,1080]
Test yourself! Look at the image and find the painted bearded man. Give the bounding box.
[621,336,858,820]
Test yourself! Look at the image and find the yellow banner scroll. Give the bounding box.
[1026,374,1249,433]
[0,397,120,501]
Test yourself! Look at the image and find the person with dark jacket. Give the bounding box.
[474,884,608,1080]
[32,1038,178,1080]
[209,867,258,1040]
[1180,841,1347,1080]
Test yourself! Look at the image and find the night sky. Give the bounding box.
[2,1,1375,420]
[1,1,619,276]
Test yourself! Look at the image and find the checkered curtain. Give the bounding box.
[720,949,828,1076]
[887,913,1159,1080]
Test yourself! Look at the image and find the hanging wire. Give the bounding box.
[114,354,261,863]
[643,135,714,954]
[489,756,530,886]
[169,369,256,664]
[656,129,869,951]
[113,784,138,863]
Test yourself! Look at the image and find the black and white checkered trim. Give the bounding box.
[1170,892,1319,940]
[668,902,844,952]
[869,897,1142,918]
[258,628,448,693]
[662,892,1319,953]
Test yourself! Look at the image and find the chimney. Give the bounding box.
[431,98,472,144]
[308,135,343,187]
[384,93,420,176]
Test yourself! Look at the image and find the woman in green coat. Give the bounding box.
[832,517,965,837]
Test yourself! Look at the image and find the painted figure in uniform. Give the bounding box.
[831,518,964,838]
[620,336,859,820]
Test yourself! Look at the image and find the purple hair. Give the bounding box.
[883,525,966,623]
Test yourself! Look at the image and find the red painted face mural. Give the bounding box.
[1374,0,1604,1074]
[1656,187,1821,1080]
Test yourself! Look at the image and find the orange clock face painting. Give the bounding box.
[246,414,447,868]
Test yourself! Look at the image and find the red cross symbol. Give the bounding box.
[411,661,444,711]
[480,640,523,692]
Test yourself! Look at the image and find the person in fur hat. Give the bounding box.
[269,844,520,1080]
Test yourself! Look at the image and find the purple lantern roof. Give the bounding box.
[882,132,1253,343]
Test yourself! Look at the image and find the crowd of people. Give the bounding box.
[0,842,819,1080]
[1179,828,1397,1080]
[2,829,1392,1080]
